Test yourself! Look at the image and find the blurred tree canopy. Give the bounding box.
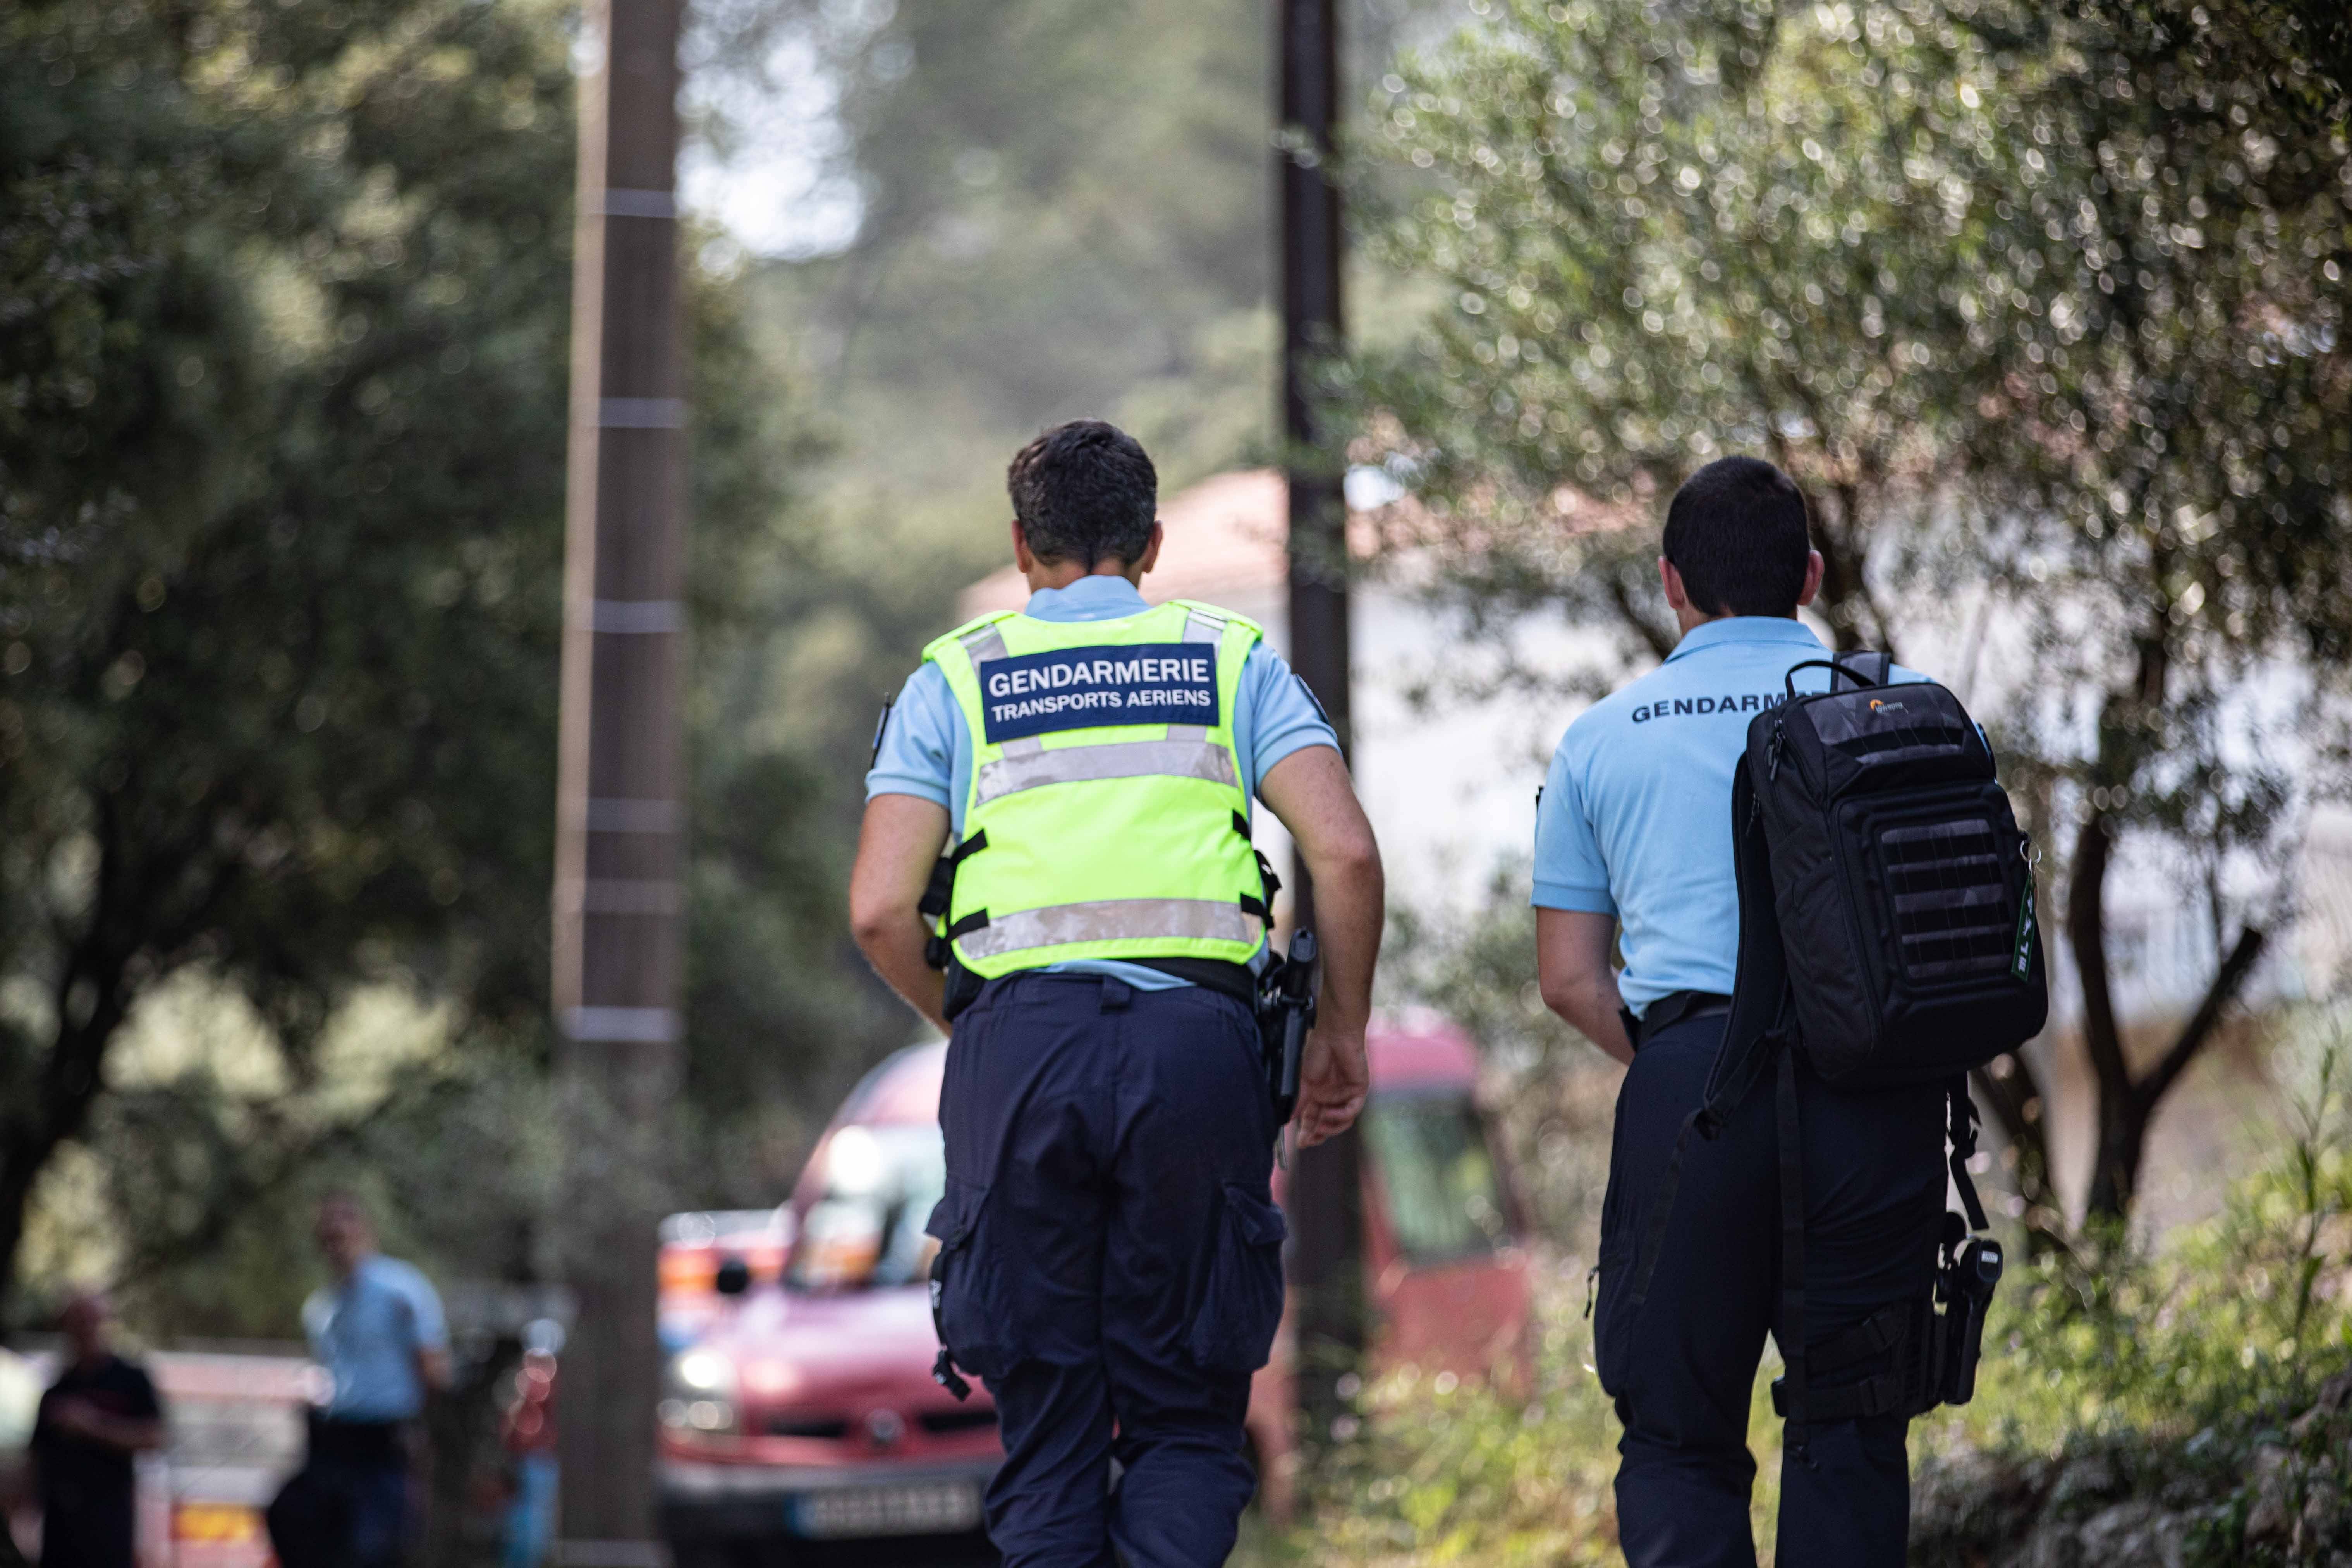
[723,0,1465,558]
[1345,0,2352,1244]
[0,0,903,1331]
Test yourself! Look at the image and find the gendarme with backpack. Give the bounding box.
[1631,651,2049,1456]
[1537,454,2046,1567]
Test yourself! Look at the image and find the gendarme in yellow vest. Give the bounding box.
[922,598,1271,978]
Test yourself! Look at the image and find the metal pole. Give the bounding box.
[552,0,686,1553]
[1277,0,1363,1456]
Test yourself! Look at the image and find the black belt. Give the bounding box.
[1120,957,1256,1005]
[306,1413,407,1466]
[974,959,1256,1009]
[1623,989,1732,1052]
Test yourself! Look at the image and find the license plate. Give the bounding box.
[790,1480,983,1539]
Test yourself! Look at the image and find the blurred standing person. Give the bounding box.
[269,1195,449,1568]
[497,1322,560,1568]
[28,1292,163,1568]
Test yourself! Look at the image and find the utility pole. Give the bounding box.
[1277,0,1363,1456]
[552,0,686,1556]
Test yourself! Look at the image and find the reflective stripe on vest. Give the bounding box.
[974,737,1240,807]
[920,598,1268,978]
[954,898,1261,960]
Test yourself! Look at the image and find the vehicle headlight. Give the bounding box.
[660,1348,737,1435]
[673,1349,734,1393]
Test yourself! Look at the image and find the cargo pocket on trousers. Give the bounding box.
[1188,1183,1289,1374]
[1591,1235,1636,1400]
[925,1177,1012,1382]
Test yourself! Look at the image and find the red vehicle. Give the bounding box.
[655,1017,1528,1562]
[1249,1015,1532,1519]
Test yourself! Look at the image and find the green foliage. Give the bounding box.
[1931,1009,2351,1453]
[675,246,915,1197]
[1345,0,2352,665]
[744,0,1467,564]
[750,0,1283,531]
[1234,1263,1790,1567]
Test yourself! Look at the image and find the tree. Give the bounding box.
[0,0,876,1322]
[1340,0,2352,1242]
[0,0,578,1322]
[1866,0,2352,1226]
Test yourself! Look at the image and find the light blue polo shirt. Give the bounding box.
[1532,617,1930,1017]
[302,1254,448,1421]
[868,574,1340,989]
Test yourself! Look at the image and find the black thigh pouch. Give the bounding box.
[1187,1183,1289,1375]
[926,1176,1019,1380]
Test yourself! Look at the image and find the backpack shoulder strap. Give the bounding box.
[1627,758,1795,1308]
[1702,761,1793,1111]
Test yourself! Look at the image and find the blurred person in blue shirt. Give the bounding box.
[268,1195,448,1568]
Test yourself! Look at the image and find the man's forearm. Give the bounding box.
[1535,908,1635,1064]
[1259,745,1383,1027]
[1550,976,1634,1065]
[849,794,954,1036]
[1303,851,1383,1031]
[856,919,950,1036]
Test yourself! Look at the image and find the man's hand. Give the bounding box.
[1259,746,1384,1142]
[849,794,954,1035]
[1294,1023,1369,1147]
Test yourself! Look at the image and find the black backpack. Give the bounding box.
[1629,653,2048,1452]
[1732,654,2048,1083]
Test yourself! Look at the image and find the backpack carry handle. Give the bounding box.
[1783,654,1888,700]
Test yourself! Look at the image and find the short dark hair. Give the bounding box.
[1007,420,1157,567]
[1661,456,1813,617]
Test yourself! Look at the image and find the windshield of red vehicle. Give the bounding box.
[1363,1092,1510,1264]
[785,1123,946,1292]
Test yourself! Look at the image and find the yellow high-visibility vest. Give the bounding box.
[922,598,1270,977]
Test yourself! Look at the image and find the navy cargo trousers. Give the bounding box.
[1592,1013,1947,1568]
[927,972,1286,1568]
